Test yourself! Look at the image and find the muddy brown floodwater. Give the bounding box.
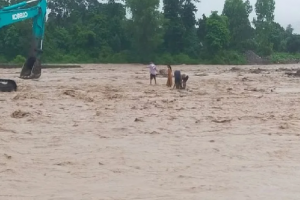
[1,64,300,200]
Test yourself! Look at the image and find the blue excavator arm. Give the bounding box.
[0,0,47,80]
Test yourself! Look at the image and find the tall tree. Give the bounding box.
[162,0,185,54]
[269,22,286,52]
[196,14,207,46]
[124,0,164,62]
[253,0,275,55]
[286,24,294,36]
[286,34,300,53]
[181,0,200,57]
[0,0,299,65]
[204,11,230,55]
[222,0,254,50]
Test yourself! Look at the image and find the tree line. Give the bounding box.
[0,0,299,65]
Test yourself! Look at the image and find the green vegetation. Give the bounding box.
[0,0,299,65]
[270,52,300,64]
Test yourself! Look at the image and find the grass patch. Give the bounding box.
[270,52,300,64]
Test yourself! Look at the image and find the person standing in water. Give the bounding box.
[166,65,173,87]
[148,62,158,85]
[173,70,182,89]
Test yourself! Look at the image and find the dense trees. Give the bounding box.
[222,0,254,51]
[0,0,299,64]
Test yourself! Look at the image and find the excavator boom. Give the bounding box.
[0,0,47,91]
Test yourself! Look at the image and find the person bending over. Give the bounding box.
[181,74,189,89]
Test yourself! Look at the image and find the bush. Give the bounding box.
[206,51,247,65]
[154,53,200,65]
[106,51,129,63]
[10,55,26,64]
[154,53,175,65]
[270,52,300,63]
[61,55,80,63]
[8,51,247,65]
[173,54,199,64]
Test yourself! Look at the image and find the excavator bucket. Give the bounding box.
[19,56,41,79]
[20,37,42,80]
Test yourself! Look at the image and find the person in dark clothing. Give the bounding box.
[172,71,189,89]
[173,70,182,89]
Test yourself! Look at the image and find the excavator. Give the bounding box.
[0,0,47,92]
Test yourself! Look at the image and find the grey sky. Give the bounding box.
[193,0,300,33]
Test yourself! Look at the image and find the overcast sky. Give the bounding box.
[192,0,300,33]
